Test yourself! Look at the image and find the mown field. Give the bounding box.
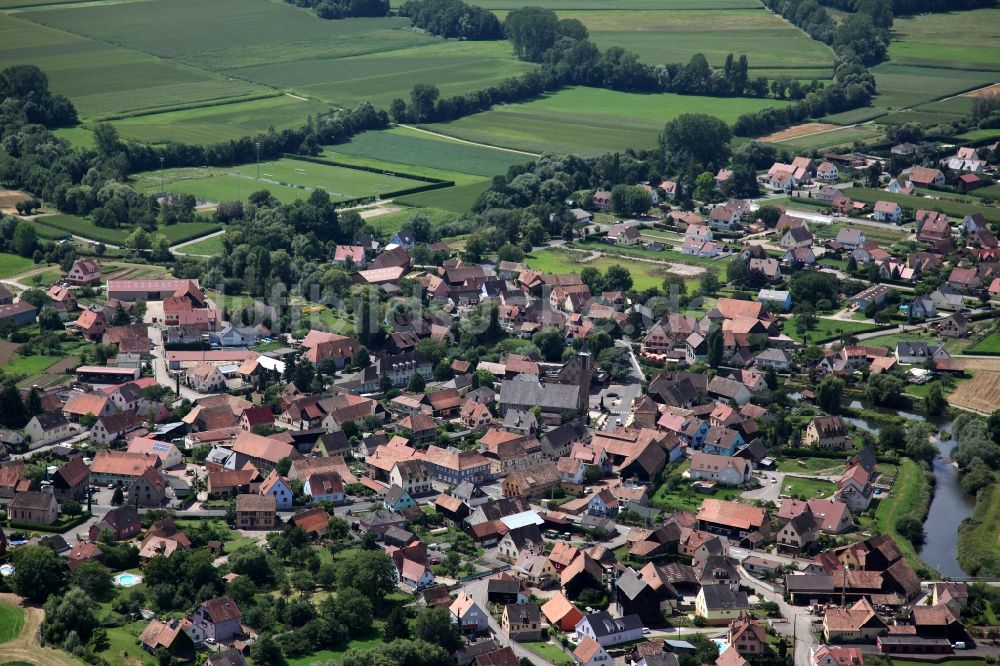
[111,95,331,144]
[0,12,266,119]
[132,158,427,205]
[524,248,672,291]
[366,206,462,236]
[332,129,531,178]
[423,87,791,155]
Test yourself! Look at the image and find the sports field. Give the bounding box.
[111,95,331,144]
[423,87,791,155]
[333,129,531,178]
[133,158,428,205]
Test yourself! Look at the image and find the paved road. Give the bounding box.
[735,563,816,666]
[598,341,644,432]
[741,472,785,503]
[147,325,207,401]
[463,577,557,666]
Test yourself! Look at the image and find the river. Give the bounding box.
[845,405,974,579]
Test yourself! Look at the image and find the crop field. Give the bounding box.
[111,95,331,144]
[423,87,791,155]
[394,181,490,214]
[525,9,835,76]
[769,125,882,151]
[844,187,1000,225]
[0,13,266,119]
[864,11,1000,115]
[949,371,1000,414]
[22,0,429,72]
[333,129,531,178]
[24,0,530,110]
[887,9,1000,72]
[464,0,761,9]
[132,158,427,205]
[231,41,535,110]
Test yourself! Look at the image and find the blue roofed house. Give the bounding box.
[384,485,417,512]
[702,426,745,456]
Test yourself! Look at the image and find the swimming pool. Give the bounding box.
[0,564,14,577]
[114,573,142,587]
[713,639,730,654]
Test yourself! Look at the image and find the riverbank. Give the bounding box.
[869,458,936,577]
[957,473,1000,577]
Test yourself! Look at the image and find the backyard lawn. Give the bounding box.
[523,641,572,664]
[781,477,837,499]
[775,457,845,474]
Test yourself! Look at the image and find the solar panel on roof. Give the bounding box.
[153,443,169,452]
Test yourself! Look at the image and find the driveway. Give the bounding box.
[741,472,784,503]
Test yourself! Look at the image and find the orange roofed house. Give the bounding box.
[697,499,770,544]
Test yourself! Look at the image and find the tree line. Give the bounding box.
[285,0,389,19]
[398,0,502,39]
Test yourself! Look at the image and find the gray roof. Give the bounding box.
[784,574,834,592]
[504,602,541,625]
[584,611,644,637]
[499,376,580,411]
[616,568,650,601]
[699,585,749,611]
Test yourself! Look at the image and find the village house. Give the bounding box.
[68,258,102,286]
[695,586,750,625]
[191,596,243,643]
[575,611,644,647]
[450,590,489,635]
[9,490,58,526]
[804,416,852,450]
[688,453,751,486]
[24,412,72,448]
[235,493,277,529]
[501,603,544,642]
